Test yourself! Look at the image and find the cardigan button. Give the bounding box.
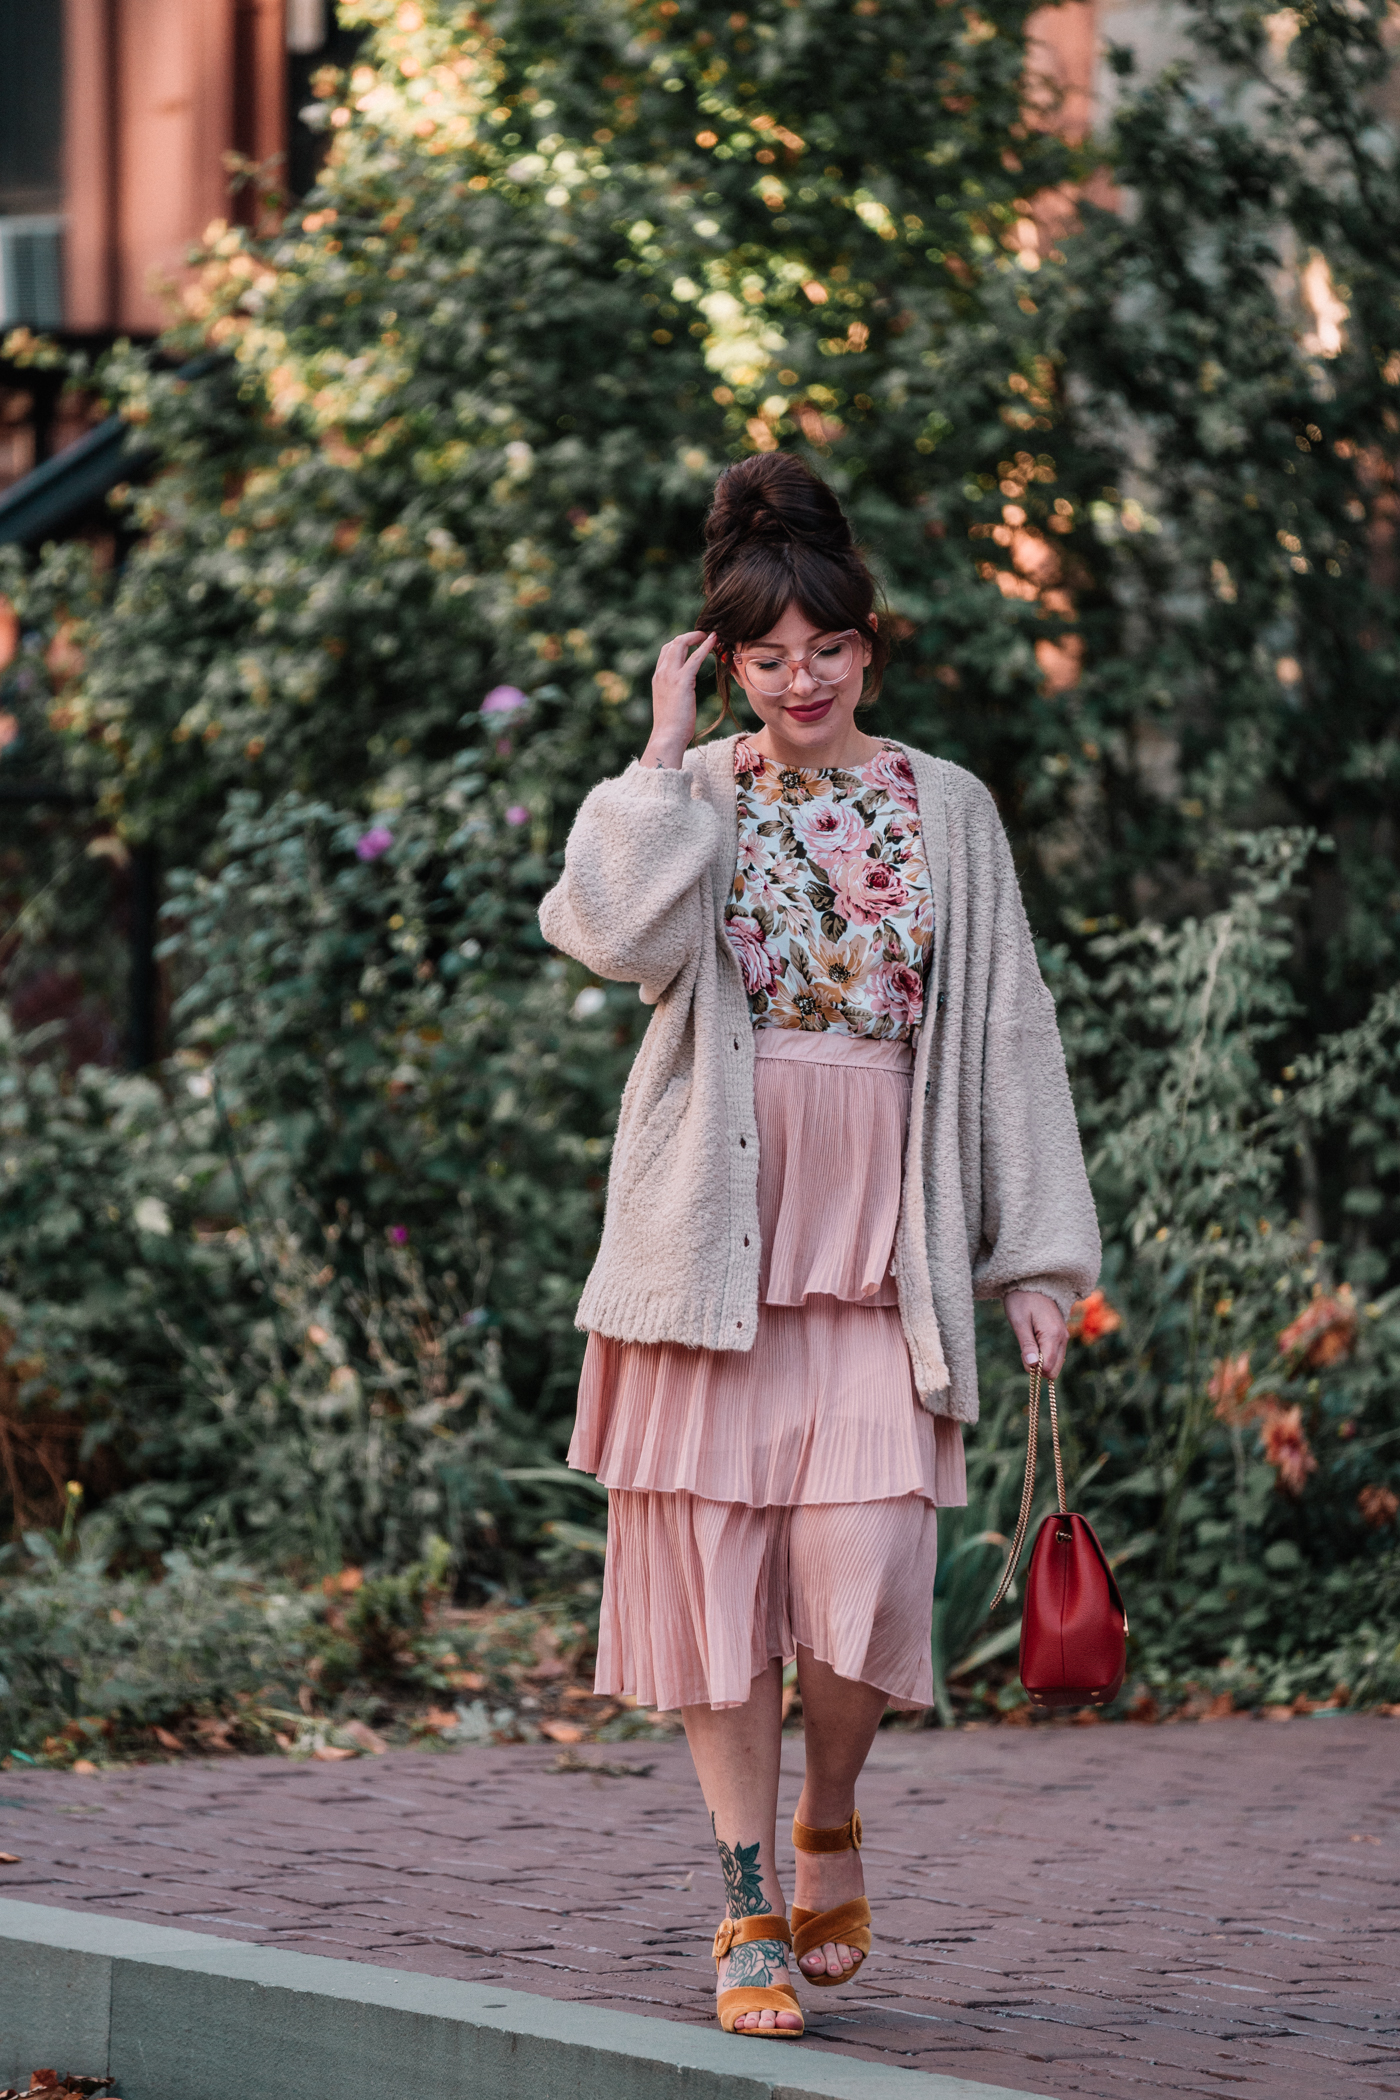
[743,1236,750,1247]
[739,1136,747,1148]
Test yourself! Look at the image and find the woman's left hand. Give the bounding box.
[1003,1290,1068,1379]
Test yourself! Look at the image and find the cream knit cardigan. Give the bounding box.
[538,734,1100,1425]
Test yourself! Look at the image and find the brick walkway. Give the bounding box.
[1,1713,1396,2099]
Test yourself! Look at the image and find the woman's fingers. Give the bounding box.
[658,630,716,683]
[1004,1290,1068,1378]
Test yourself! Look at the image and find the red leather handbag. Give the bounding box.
[989,1363,1129,1710]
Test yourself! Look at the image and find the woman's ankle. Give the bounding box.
[794,1789,857,1831]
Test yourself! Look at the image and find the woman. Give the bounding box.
[539,453,1099,2039]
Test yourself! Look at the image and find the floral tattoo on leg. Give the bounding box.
[725,1939,787,1988]
[710,1813,788,2004]
[712,1812,771,1918]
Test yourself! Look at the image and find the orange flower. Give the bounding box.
[1068,1289,1122,1343]
[1277,1283,1357,1370]
[1357,1485,1398,1529]
[1208,1352,1253,1423]
[1257,1401,1317,1495]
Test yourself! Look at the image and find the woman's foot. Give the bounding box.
[793,1819,867,1981]
[717,1924,803,2032]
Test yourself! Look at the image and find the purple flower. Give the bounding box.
[481,685,529,715]
[506,804,530,827]
[388,1224,409,1246]
[355,825,394,862]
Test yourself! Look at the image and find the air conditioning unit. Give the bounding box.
[0,216,65,330]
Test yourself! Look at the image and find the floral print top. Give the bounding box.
[724,739,934,1041]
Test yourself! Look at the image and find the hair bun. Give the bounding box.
[704,453,851,584]
[696,448,890,722]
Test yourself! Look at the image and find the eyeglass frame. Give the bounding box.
[726,627,864,699]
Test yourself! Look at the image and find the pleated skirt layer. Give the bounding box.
[596,1489,940,1711]
[570,1030,966,1508]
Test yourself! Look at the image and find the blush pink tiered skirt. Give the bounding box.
[569,1029,966,1712]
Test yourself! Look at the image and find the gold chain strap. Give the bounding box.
[988,1360,1067,1615]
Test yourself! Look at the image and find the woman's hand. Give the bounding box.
[1003,1290,1068,1379]
[641,630,717,770]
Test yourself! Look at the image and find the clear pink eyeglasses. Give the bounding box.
[731,629,860,698]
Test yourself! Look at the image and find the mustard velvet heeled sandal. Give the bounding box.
[713,1913,805,2037]
[790,1809,872,1988]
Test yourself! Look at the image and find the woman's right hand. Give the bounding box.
[641,630,717,770]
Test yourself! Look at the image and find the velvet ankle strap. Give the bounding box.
[712,1912,793,1963]
[792,1808,862,1853]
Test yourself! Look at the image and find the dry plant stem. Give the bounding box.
[793,1644,885,1979]
[682,1659,799,2032]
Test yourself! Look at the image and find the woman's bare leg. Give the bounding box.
[792,1644,887,1979]
[682,1659,801,2033]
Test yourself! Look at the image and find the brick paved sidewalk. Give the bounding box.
[1,1713,1396,2099]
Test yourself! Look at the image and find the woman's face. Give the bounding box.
[730,603,873,759]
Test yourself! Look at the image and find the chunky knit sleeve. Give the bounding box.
[538,759,722,999]
[967,789,1101,1316]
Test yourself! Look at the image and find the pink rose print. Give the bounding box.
[833,855,911,926]
[789,796,871,868]
[864,745,919,812]
[733,738,763,775]
[725,914,783,995]
[867,960,925,1029]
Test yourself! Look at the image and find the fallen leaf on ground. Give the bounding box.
[342,1720,388,1755]
[311,1744,357,1762]
[550,1749,654,1779]
[0,1852,20,1863]
[422,1706,459,1731]
[537,1719,586,1744]
[153,1728,182,1752]
[19,2082,113,2100]
[70,1761,98,1775]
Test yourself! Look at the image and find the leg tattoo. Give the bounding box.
[724,1940,786,1988]
[711,1811,772,1918]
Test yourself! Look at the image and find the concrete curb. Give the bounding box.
[0,1899,1052,2100]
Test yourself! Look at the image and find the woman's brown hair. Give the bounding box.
[699,452,889,728]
